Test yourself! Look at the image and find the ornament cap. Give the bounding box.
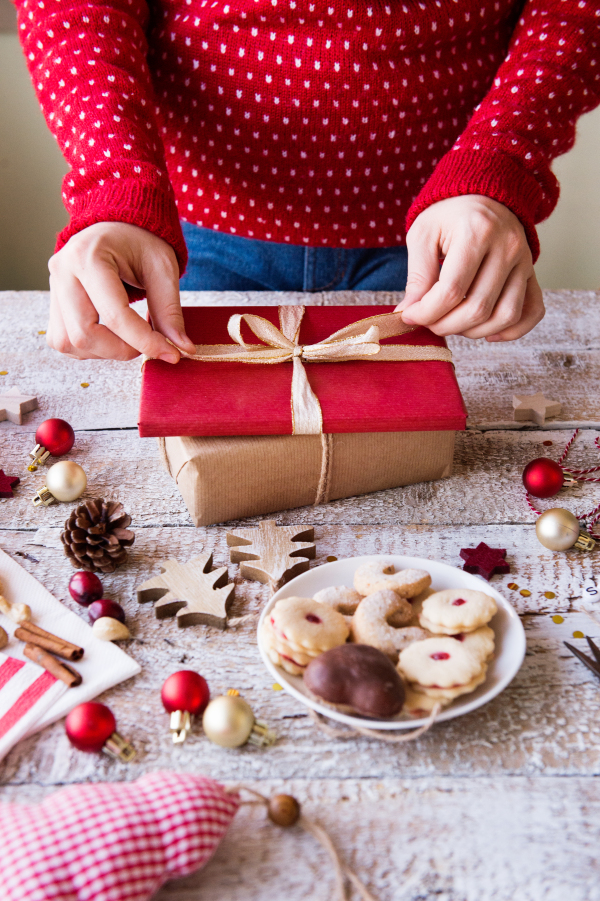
[169,710,192,744]
[103,731,136,763]
[29,444,51,466]
[32,486,56,507]
[573,530,596,552]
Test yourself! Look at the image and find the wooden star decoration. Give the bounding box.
[136,553,235,630]
[459,542,510,581]
[0,387,38,424]
[227,520,316,592]
[513,392,561,427]
[0,470,20,498]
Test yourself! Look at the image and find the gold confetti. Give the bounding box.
[326,555,338,562]
[520,589,532,597]
[544,591,556,599]
[573,631,585,639]
[507,583,519,590]
[38,330,46,335]
[272,683,283,691]
[552,615,564,624]
[0,371,7,376]
[80,382,89,388]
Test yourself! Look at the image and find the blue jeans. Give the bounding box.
[179,222,408,292]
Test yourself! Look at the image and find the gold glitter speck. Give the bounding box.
[573,631,585,639]
[552,615,564,624]
[38,330,46,335]
[520,589,531,597]
[80,382,89,388]
[326,555,338,562]
[544,591,556,599]
[0,371,7,376]
[507,583,519,590]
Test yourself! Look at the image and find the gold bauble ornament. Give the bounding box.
[202,692,276,748]
[535,508,595,552]
[33,461,87,506]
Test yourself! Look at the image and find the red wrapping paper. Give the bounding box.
[139,306,467,438]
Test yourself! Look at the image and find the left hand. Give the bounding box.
[395,195,545,341]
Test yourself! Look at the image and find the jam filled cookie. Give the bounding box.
[416,667,488,701]
[403,685,453,716]
[351,589,428,660]
[260,616,316,676]
[304,644,405,719]
[419,588,497,635]
[313,586,362,616]
[450,625,495,663]
[398,636,485,690]
[269,596,349,653]
[353,561,431,598]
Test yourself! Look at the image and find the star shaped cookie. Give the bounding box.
[513,392,561,427]
[459,542,510,581]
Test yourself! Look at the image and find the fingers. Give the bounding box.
[143,252,196,355]
[485,273,545,342]
[395,223,442,316]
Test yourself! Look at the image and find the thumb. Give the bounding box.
[395,232,441,319]
[144,262,196,356]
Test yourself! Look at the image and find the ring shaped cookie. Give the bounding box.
[398,636,485,689]
[351,589,429,659]
[354,561,431,598]
[270,596,349,652]
[420,588,497,634]
[313,586,362,616]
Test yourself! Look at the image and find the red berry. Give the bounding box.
[65,702,116,752]
[88,599,126,624]
[69,571,103,606]
[161,671,210,716]
[35,418,75,457]
[430,652,450,661]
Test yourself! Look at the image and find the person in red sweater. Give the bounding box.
[15,0,600,363]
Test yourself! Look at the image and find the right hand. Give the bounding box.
[47,222,196,362]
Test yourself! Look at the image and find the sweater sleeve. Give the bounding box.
[405,0,600,261]
[14,0,187,283]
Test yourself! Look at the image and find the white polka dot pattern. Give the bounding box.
[13,0,600,266]
[1,771,239,901]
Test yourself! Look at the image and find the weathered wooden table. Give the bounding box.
[1,290,599,901]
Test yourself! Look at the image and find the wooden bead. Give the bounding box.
[267,793,301,827]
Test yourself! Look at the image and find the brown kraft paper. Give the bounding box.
[158,431,454,527]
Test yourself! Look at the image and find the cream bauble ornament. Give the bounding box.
[202,691,276,748]
[32,461,87,507]
[535,508,596,552]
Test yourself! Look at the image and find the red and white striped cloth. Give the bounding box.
[2,771,239,901]
[0,653,67,762]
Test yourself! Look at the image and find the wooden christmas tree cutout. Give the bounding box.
[0,387,38,424]
[227,520,316,592]
[136,553,234,630]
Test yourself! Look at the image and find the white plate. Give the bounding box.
[257,554,526,730]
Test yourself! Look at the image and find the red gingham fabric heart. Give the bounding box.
[2,771,239,900]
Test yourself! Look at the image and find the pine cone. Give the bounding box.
[61,499,135,573]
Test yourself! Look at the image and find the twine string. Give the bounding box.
[228,785,378,901]
[308,701,441,742]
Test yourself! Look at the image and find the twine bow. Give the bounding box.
[178,306,453,435]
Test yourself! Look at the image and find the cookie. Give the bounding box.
[351,589,426,660]
[304,644,405,719]
[262,615,319,663]
[415,666,488,700]
[450,625,495,663]
[260,617,314,676]
[353,561,431,598]
[397,636,485,689]
[403,685,452,716]
[313,586,362,615]
[419,588,497,635]
[269,596,349,652]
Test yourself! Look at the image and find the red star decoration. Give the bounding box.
[459,542,510,581]
[0,470,20,498]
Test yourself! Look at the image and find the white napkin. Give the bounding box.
[0,654,68,761]
[0,547,141,734]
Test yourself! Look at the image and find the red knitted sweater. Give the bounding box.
[15,0,600,276]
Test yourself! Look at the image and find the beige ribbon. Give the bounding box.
[179,306,452,435]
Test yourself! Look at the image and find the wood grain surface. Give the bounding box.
[1,290,599,901]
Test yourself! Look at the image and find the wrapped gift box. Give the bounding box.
[141,305,467,525]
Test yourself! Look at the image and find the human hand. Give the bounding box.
[47,222,196,361]
[395,195,545,341]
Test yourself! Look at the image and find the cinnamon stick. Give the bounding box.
[15,622,84,661]
[23,643,82,688]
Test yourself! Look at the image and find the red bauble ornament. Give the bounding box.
[69,571,103,606]
[522,457,564,498]
[161,671,210,715]
[88,599,126,624]
[35,418,75,457]
[65,702,135,761]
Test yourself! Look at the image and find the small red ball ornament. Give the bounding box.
[68,571,103,607]
[522,458,565,498]
[65,702,135,761]
[161,670,210,744]
[35,419,75,457]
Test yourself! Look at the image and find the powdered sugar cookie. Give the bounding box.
[351,589,427,659]
[313,586,362,616]
[398,636,484,689]
[353,561,431,598]
[450,625,495,663]
[270,596,349,653]
[420,588,497,635]
[416,666,488,700]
